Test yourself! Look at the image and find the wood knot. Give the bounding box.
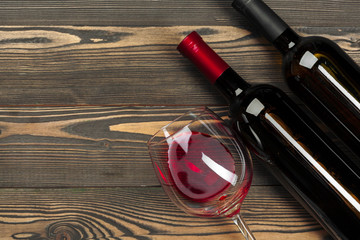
[47,222,83,240]
[55,232,72,240]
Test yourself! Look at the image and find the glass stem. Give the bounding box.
[232,214,256,240]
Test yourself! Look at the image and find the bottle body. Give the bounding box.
[230,84,360,239]
[280,35,360,157]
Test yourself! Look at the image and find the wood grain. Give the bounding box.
[0,106,277,188]
[0,186,329,240]
[0,0,358,27]
[0,26,358,106]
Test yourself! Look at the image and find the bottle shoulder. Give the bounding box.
[233,84,287,101]
[290,36,336,52]
[281,35,360,83]
[282,36,347,70]
[229,84,290,117]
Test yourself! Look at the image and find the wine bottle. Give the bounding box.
[177,31,360,240]
[232,0,360,161]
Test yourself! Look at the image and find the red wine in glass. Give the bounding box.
[169,130,242,202]
[148,107,255,240]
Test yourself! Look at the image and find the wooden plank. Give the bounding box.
[0,0,357,27]
[0,186,329,240]
[0,26,358,106]
[0,106,277,188]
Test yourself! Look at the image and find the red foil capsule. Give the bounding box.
[177,31,230,84]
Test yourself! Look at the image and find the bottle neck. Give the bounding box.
[177,31,251,103]
[272,28,301,55]
[232,0,301,53]
[214,68,251,103]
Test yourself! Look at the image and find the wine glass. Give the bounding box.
[147,107,255,240]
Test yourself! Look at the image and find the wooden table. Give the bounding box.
[0,0,358,239]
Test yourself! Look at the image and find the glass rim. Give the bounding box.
[147,106,210,147]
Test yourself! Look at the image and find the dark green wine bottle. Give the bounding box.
[232,0,360,161]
